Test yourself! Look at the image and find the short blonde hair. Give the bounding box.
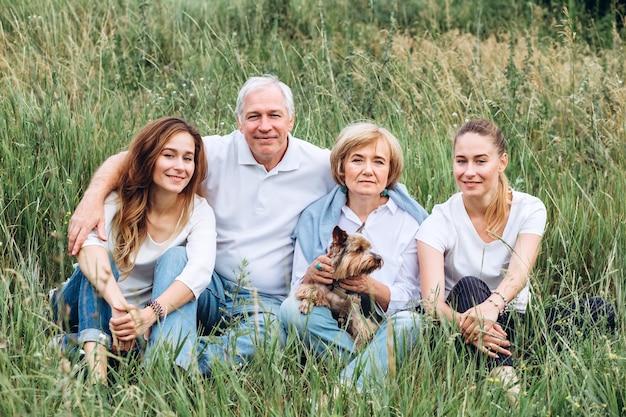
[330,122,404,189]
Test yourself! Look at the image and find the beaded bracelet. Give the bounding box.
[147,299,165,322]
[487,297,504,313]
[491,290,509,308]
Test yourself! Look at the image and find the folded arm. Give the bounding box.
[458,233,542,342]
[417,241,509,358]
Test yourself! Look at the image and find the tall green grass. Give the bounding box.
[1,0,624,415]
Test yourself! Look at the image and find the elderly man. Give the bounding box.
[67,75,335,375]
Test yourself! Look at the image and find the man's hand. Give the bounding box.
[67,151,128,255]
[68,196,106,256]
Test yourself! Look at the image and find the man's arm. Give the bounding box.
[67,152,128,255]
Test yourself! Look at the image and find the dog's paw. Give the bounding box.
[299,299,314,314]
[346,303,378,348]
[351,325,376,349]
[294,283,329,314]
[351,319,378,348]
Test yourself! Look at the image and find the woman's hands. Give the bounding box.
[458,301,511,358]
[301,253,390,312]
[303,253,334,285]
[303,253,375,291]
[109,304,157,351]
[338,274,374,294]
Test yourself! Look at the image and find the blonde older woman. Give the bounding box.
[280,121,428,391]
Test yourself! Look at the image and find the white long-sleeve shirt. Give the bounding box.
[291,198,421,313]
[83,193,216,307]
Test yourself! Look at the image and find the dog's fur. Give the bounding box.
[294,226,383,347]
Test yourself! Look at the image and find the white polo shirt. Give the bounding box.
[202,130,335,298]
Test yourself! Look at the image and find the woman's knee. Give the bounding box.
[388,311,422,345]
[279,295,330,337]
[279,296,304,327]
[154,247,188,287]
[574,297,616,331]
[391,311,421,331]
[157,247,187,268]
[447,276,491,313]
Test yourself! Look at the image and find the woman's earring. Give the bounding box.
[380,189,388,197]
[340,185,347,193]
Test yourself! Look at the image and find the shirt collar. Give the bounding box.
[340,196,399,224]
[236,132,299,172]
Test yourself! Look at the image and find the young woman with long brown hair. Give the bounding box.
[54,116,216,381]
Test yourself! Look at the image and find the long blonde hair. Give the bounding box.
[112,117,207,275]
[454,119,510,235]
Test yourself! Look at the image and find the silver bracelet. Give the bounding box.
[487,297,502,310]
[491,290,509,307]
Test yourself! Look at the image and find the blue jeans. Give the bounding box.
[53,255,120,348]
[196,273,286,376]
[279,295,422,390]
[54,247,197,369]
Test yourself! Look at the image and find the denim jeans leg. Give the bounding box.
[340,310,421,390]
[279,295,355,360]
[197,284,284,377]
[197,271,227,336]
[77,261,117,348]
[55,267,82,332]
[143,246,197,370]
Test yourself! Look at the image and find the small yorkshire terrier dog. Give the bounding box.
[294,226,383,347]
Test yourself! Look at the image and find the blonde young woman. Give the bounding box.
[54,117,216,381]
[417,119,614,400]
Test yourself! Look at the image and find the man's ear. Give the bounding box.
[237,116,243,132]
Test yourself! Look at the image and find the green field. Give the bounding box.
[1,0,624,415]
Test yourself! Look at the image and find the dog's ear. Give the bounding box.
[332,226,348,246]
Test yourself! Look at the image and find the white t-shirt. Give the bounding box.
[83,193,217,307]
[416,190,546,313]
[202,130,335,298]
[291,198,421,314]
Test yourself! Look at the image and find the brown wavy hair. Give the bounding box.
[111,116,207,275]
[454,119,510,236]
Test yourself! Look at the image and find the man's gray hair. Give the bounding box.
[235,74,295,120]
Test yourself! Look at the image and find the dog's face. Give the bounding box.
[330,226,383,280]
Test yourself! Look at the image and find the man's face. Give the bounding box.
[237,84,294,171]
